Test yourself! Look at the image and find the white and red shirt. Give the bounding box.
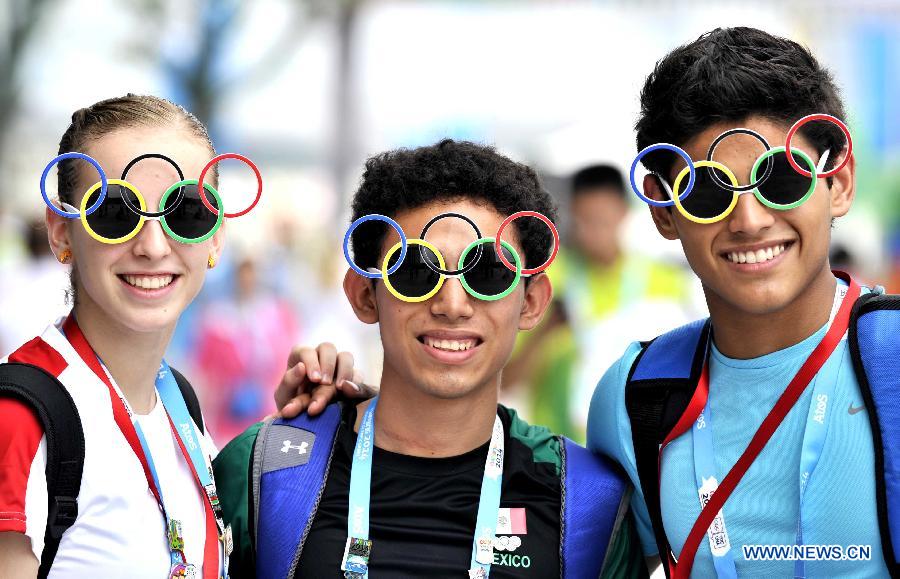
[0,318,224,578]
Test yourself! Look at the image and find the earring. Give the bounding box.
[208,254,217,269]
[58,249,72,265]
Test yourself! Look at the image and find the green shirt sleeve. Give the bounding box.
[600,506,651,579]
[213,421,264,578]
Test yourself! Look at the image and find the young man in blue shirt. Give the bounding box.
[588,26,888,578]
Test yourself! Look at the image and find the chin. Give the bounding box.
[715,279,801,316]
[416,376,484,400]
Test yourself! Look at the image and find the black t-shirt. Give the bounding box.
[294,405,560,579]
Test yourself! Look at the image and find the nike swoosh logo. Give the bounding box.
[848,403,866,415]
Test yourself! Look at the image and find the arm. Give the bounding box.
[0,399,46,578]
[0,533,38,579]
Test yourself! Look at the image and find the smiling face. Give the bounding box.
[343,199,552,400]
[643,115,855,317]
[46,124,224,336]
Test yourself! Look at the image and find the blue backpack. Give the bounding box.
[247,403,631,579]
[624,290,900,578]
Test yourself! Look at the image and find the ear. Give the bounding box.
[828,148,856,219]
[46,205,72,260]
[518,273,553,331]
[209,218,226,263]
[643,174,680,241]
[343,268,379,324]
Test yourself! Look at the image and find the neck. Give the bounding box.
[707,267,838,359]
[588,247,621,269]
[71,302,173,414]
[356,373,499,458]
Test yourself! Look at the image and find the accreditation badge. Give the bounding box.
[169,563,197,579]
[168,519,185,551]
[341,537,372,578]
[475,534,495,565]
[468,568,487,579]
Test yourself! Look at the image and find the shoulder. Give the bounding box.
[213,421,266,577]
[502,405,562,474]
[586,341,644,463]
[214,420,265,478]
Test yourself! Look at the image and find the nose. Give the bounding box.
[131,219,173,261]
[429,277,475,321]
[727,192,776,235]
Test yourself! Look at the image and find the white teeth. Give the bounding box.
[423,336,476,352]
[123,274,174,290]
[725,244,788,265]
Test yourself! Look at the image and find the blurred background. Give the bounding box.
[1,0,899,447]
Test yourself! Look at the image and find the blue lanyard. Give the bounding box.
[691,284,847,579]
[691,395,739,579]
[344,396,505,579]
[106,358,226,578]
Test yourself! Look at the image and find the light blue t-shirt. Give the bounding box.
[587,288,889,577]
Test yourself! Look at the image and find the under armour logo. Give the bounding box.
[281,439,309,455]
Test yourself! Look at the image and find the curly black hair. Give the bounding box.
[635,27,847,178]
[349,139,558,273]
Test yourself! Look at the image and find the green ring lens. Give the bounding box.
[458,238,522,301]
[751,146,817,210]
[160,179,224,244]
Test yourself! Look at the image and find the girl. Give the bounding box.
[0,94,232,578]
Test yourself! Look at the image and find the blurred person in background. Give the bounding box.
[191,255,302,445]
[505,164,696,442]
[0,218,69,355]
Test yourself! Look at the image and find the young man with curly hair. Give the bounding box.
[588,27,892,578]
[213,139,647,578]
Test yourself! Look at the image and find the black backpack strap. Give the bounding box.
[624,319,710,577]
[849,291,900,578]
[170,366,204,435]
[0,363,84,579]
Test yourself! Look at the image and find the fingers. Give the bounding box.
[278,392,311,419]
[333,351,355,390]
[308,383,339,416]
[275,342,365,418]
[315,342,340,384]
[274,360,307,411]
[339,369,378,400]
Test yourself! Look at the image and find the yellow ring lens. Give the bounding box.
[381,239,445,303]
[672,161,739,224]
[80,179,147,244]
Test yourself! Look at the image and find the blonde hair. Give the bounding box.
[57,93,217,204]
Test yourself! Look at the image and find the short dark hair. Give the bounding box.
[635,27,847,178]
[570,164,626,199]
[349,139,558,272]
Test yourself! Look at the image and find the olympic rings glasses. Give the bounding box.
[368,238,525,302]
[61,179,224,244]
[345,211,560,303]
[41,151,262,244]
[663,147,821,224]
[630,114,852,225]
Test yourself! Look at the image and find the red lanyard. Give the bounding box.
[62,316,220,579]
[658,273,861,579]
